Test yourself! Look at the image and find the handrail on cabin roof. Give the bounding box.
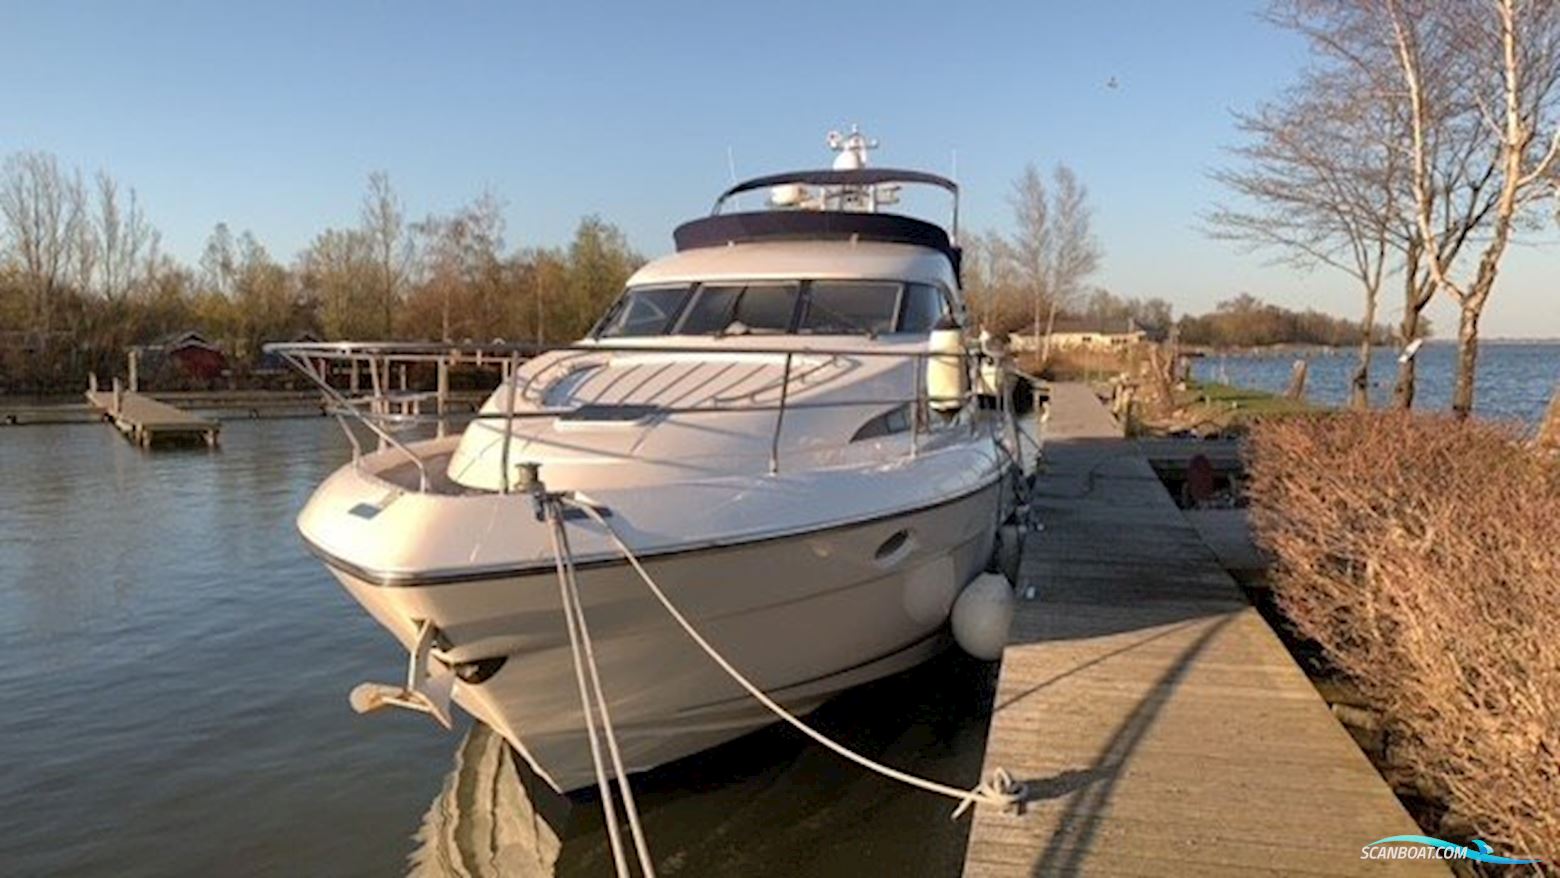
[711,167,959,242]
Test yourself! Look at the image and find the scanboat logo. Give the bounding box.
[1361,835,1541,865]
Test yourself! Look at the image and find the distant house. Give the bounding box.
[149,331,228,382]
[256,331,322,373]
[1009,318,1148,352]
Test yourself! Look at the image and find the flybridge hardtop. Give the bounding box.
[674,166,963,277]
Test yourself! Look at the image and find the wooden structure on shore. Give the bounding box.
[86,377,220,448]
[963,383,1440,876]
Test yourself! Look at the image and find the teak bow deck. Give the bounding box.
[964,382,1441,877]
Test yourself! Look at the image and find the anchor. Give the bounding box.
[348,618,456,728]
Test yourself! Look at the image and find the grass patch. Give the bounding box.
[1131,380,1314,437]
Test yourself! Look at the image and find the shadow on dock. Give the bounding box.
[1029,614,1235,877]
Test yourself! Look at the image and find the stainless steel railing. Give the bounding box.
[266,339,1022,493]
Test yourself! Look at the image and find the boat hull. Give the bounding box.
[324,479,1002,792]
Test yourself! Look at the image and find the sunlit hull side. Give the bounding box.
[316,479,1001,793]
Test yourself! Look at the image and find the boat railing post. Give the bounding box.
[769,352,794,476]
[436,354,449,439]
[500,352,519,493]
[369,354,386,452]
[967,346,979,438]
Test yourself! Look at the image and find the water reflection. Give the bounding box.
[1,416,993,875]
[410,723,564,877]
[410,649,996,877]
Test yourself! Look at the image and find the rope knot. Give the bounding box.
[951,767,1028,820]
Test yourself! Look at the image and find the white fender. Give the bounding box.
[952,573,1016,661]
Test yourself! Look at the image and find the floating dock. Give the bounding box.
[86,384,220,448]
[963,382,1440,876]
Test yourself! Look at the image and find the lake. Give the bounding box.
[1190,341,1559,425]
[0,417,992,876]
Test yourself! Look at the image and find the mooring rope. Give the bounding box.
[560,497,1028,820]
[544,501,656,878]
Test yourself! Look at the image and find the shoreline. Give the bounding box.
[1188,337,1557,358]
[1,387,493,426]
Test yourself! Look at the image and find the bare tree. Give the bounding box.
[360,171,410,337]
[200,222,238,300]
[1210,63,1400,410]
[1242,0,1517,410]
[961,231,1026,335]
[1008,164,1050,356]
[1006,163,1101,359]
[412,192,506,342]
[93,171,160,306]
[1047,165,1103,353]
[1387,0,1560,418]
[0,151,88,337]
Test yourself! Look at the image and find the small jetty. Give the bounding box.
[85,377,219,448]
[963,382,1440,876]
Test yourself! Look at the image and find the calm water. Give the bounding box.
[0,418,991,876]
[1191,341,1559,425]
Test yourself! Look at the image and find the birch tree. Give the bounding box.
[1387,0,1560,418]
[1239,0,1522,410]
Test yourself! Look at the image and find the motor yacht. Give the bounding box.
[275,130,1028,793]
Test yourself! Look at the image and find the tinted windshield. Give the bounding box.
[594,285,692,338]
[596,279,950,337]
[677,283,800,334]
[799,281,900,335]
[898,283,950,333]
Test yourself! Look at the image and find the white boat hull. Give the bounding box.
[322,479,1002,792]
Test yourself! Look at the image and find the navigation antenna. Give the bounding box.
[826,125,878,170]
[824,125,897,211]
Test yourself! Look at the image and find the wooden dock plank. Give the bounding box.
[85,389,220,448]
[963,383,1442,877]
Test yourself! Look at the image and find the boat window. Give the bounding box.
[898,283,950,333]
[677,283,799,334]
[850,404,913,442]
[595,285,693,338]
[799,281,900,335]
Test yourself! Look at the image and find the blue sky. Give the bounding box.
[3,1,1554,336]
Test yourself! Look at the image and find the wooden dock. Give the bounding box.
[86,384,220,448]
[963,383,1441,876]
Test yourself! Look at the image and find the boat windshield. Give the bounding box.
[594,279,950,338]
[591,285,693,337]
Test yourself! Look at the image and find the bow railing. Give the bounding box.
[265,339,1027,493]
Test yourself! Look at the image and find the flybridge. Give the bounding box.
[673,127,964,277]
[671,208,962,277]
